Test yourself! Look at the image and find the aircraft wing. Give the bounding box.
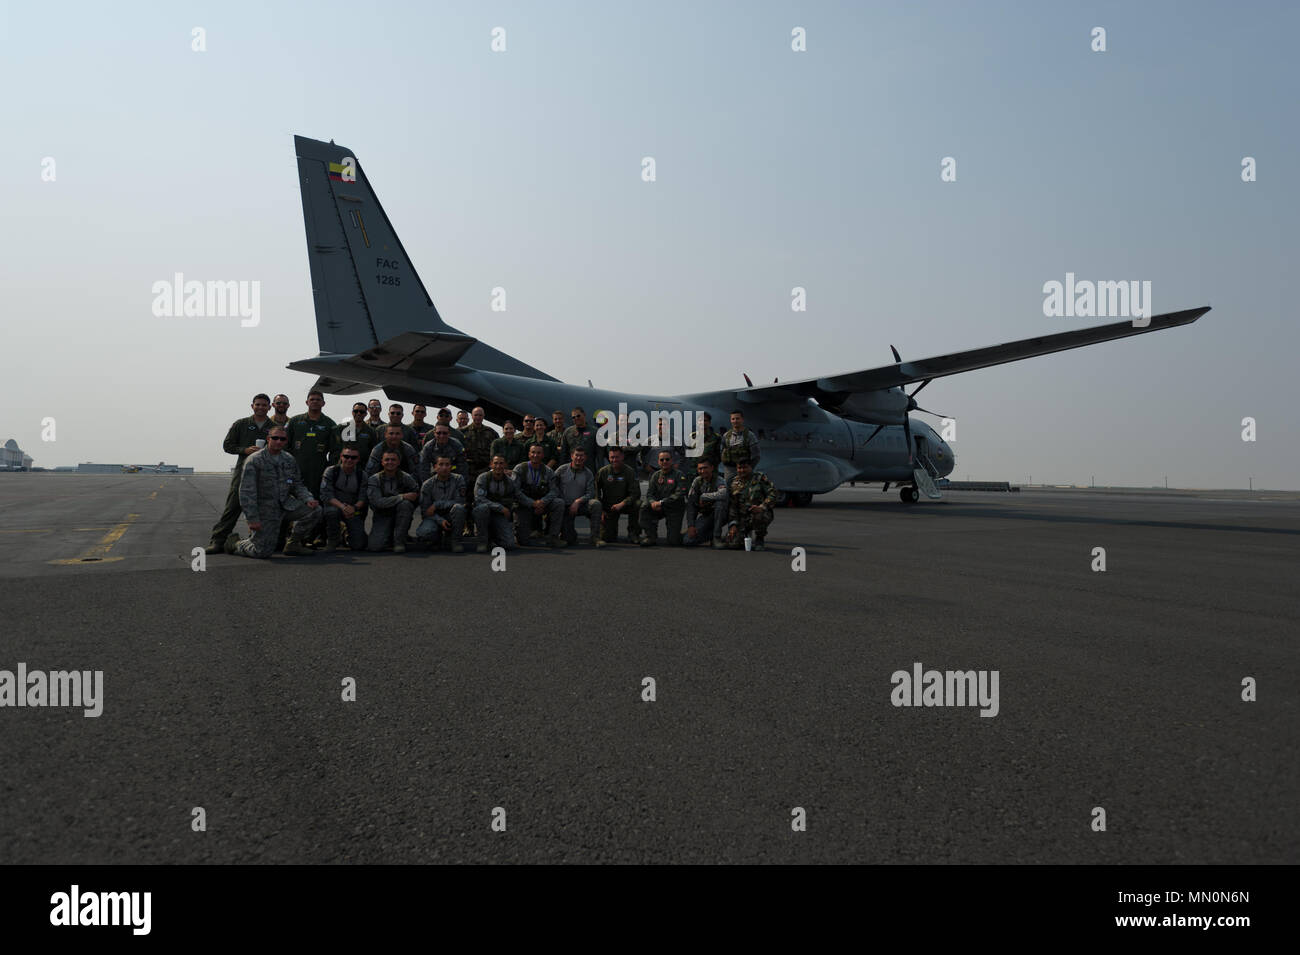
[726,307,1208,406]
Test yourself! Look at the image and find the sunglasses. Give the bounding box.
[341,455,359,460]
[269,436,287,441]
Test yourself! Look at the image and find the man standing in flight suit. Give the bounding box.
[206,393,274,554]
[490,421,528,469]
[720,409,761,483]
[285,390,336,542]
[331,403,377,467]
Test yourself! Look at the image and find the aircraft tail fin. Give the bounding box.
[293,135,556,381]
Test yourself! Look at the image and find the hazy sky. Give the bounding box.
[4,0,1297,487]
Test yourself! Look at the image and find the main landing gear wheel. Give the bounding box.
[900,486,919,504]
[794,492,814,506]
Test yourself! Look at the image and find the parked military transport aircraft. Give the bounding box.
[288,135,1208,504]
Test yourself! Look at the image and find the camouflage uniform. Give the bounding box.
[415,473,467,546]
[285,413,337,510]
[726,470,779,548]
[208,415,275,546]
[460,423,497,475]
[512,461,562,545]
[460,423,498,525]
[490,436,527,469]
[366,470,419,551]
[319,464,368,550]
[554,463,602,545]
[473,470,525,549]
[691,426,722,470]
[720,426,761,482]
[365,439,419,480]
[595,463,642,543]
[640,467,687,545]
[684,472,729,546]
[417,435,466,484]
[231,449,321,558]
[329,420,376,467]
[545,426,567,456]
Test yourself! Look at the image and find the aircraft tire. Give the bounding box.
[900,486,918,504]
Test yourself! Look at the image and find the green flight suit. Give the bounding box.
[595,463,641,542]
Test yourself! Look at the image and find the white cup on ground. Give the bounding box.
[744,536,752,551]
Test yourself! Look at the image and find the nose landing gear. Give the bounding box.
[900,485,919,504]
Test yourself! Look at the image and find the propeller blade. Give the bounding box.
[909,378,932,398]
[743,373,753,387]
[861,423,886,447]
[913,406,950,418]
[890,345,902,363]
[903,414,913,465]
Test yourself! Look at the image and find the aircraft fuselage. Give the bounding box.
[288,355,955,494]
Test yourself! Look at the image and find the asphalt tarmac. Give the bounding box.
[1,474,1296,863]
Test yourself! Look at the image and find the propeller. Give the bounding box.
[743,373,753,387]
[858,348,952,459]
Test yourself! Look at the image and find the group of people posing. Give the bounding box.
[205,392,779,558]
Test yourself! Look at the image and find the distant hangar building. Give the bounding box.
[2,439,33,470]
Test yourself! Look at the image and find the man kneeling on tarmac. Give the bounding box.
[416,455,468,551]
[225,426,321,558]
[724,460,778,551]
[367,450,419,553]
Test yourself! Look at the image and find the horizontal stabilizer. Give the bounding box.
[310,376,373,396]
[352,331,478,374]
[290,331,481,396]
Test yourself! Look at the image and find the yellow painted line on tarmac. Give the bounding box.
[1,527,112,534]
[48,513,139,565]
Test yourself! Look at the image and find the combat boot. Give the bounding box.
[753,536,766,551]
[452,541,465,553]
[204,538,224,555]
[393,541,406,554]
[322,539,337,554]
[223,534,241,555]
[284,539,308,556]
[547,535,561,548]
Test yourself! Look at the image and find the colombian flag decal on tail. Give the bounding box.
[329,160,356,183]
